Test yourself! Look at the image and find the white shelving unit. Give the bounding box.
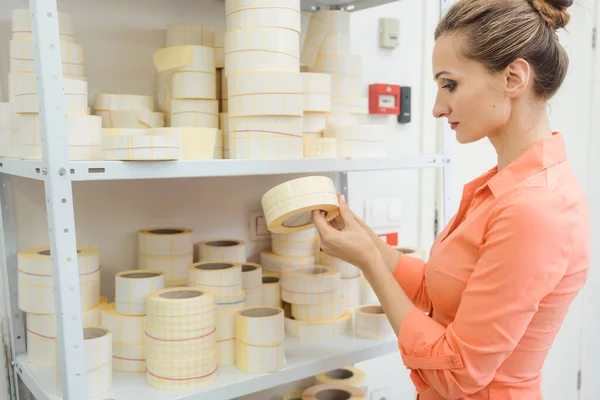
[0,0,454,399]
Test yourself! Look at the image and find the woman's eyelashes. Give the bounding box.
[442,80,457,92]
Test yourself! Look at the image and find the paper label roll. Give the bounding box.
[281,286,341,306]
[281,266,341,294]
[12,73,88,114]
[321,253,360,278]
[171,70,217,100]
[153,45,216,73]
[188,262,243,296]
[261,275,281,307]
[216,291,246,340]
[302,73,332,94]
[167,23,216,47]
[245,284,263,307]
[341,276,362,311]
[146,363,216,391]
[236,306,284,346]
[10,39,83,64]
[225,0,300,13]
[291,298,345,321]
[228,130,303,159]
[261,176,340,233]
[145,127,222,160]
[19,115,102,146]
[236,341,286,373]
[308,54,362,77]
[146,352,218,389]
[271,230,320,257]
[226,6,301,32]
[312,10,351,34]
[303,112,327,134]
[10,58,83,76]
[242,263,262,290]
[285,311,351,341]
[260,251,317,274]
[138,227,193,256]
[228,71,301,97]
[115,270,165,315]
[197,239,246,263]
[315,366,366,387]
[354,305,395,340]
[146,287,216,318]
[95,110,164,129]
[138,253,192,285]
[216,338,236,366]
[303,383,365,399]
[229,96,303,117]
[229,114,303,137]
[102,133,180,153]
[320,33,351,54]
[12,9,75,37]
[56,327,112,398]
[144,328,215,362]
[95,93,154,111]
[101,304,145,372]
[300,17,327,68]
[170,99,218,128]
[331,74,363,98]
[303,137,337,158]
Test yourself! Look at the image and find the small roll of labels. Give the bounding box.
[215,290,246,366]
[341,275,362,311]
[11,73,87,114]
[226,1,301,32]
[18,246,100,314]
[260,250,317,274]
[19,115,101,147]
[115,270,165,315]
[167,23,216,47]
[170,99,218,128]
[101,303,145,372]
[281,266,341,305]
[261,176,340,234]
[26,298,108,368]
[235,307,286,373]
[242,263,263,306]
[56,327,112,398]
[171,70,217,100]
[271,227,320,257]
[285,311,351,341]
[321,252,360,278]
[95,110,165,129]
[300,17,327,68]
[303,383,365,400]
[354,305,395,340]
[188,261,243,296]
[12,9,75,41]
[197,239,246,263]
[138,228,193,287]
[145,287,218,391]
[261,274,282,307]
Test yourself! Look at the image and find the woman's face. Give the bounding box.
[432,34,511,144]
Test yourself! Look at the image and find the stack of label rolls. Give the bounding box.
[260,227,321,276]
[281,266,351,341]
[8,9,104,161]
[144,287,218,390]
[138,227,193,287]
[188,261,245,366]
[18,246,103,367]
[224,0,303,159]
[320,252,361,312]
[241,262,263,306]
[196,238,247,263]
[261,271,282,308]
[235,306,286,373]
[301,73,336,158]
[101,270,165,373]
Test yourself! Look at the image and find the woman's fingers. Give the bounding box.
[312,210,333,238]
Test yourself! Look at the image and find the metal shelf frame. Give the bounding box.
[0,0,455,399]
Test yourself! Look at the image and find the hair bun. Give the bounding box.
[530,0,571,29]
[546,0,574,8]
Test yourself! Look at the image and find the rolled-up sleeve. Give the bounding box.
[398,190,573,399]
[393,254,431,312]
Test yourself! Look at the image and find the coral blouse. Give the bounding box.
[394,133,590,399]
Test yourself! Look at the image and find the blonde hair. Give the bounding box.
[435,0,572,99]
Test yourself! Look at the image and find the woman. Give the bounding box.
[313,0,590,399]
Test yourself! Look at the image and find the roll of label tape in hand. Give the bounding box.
[261,176,339,233]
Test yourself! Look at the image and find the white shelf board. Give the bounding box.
[17,334,398,400]
[0,155,445,182]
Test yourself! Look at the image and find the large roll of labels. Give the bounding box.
[153,45,216,73]
[281,266,341,305]
[115,270,165,315]
[166,23,216,47]
[170,99,218,128]
[315,366,366,387]
[260,251,317,274]
[300,17,327,68]
[19,115,101,147]
[197,239,246,263]
[101,304,146,372]
[291,297,345,322]
[11,73,87,115]
[138,228,193,286]
[303,136,337,158]
[12,9,75,42]
[271,228,320,257]
[226,3,301,32]
[188,262,243,296]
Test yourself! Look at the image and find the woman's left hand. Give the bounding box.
[312,194,380,271]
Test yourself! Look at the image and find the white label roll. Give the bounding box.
[242,263,262,289]
[245,285,263,307]
[144,328,216,362]
[354,305,395,340]
[261,275,281,307]
[10,39,83,64]
[12,9,74,38]
[11,72,87,114]
[229,115,303,137]
[226,5,301,32]
[20,144,102,161]
[170,99,218,128]
[331,74,363,98]
[271,227,320,257]
[138,227,193,256]
[235,306,284,346]
[19,115,102,146]
[145,287,216,318]
[95,110,164,129]
[147,127,223,160]
[261,176,340,234]
[341,275,362,311]
[166,23,216,47]
[153,45,215,73]
[315,366,366,387]
[95,93,154,111]
[303,137,337,158]
[216,338,236,366]
[281,266,341,294]
[321,252,360,278]
[320,33,351,54]
[171,71,217,100]
[197,239,247,263]
[303,112,328,134]
[312,10,351,34]
[188,262,243,296]
[284,311,351,341]
[236,341,286,374]
[260,251,317,274]
[225,0,300,14]
[138,253,192,286]
[146,352,218,390]
[300,17,327,68]
[228,130,303,159]
[291,298,345,321]
[115,270,165,315]
[101,304,145,372]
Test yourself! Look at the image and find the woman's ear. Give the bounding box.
[504,58,531,98]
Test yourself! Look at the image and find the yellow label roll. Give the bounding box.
[166,23,217,47]
[215,28,225,68]
[315,366,366,387]
[170,99,218,128]
[262,274,282,307]
[188,262,243,296]
[307,54,362,77]
[138,228,193,256]
[145,352,218,391]
[11,73,87,114]
[283,391,304,400]
[12,9,74,38]
[226,5,301,32]
[115,270,165,315]
[303,136,337,158]
[139,253,192,287]
[260,251,317,274]
[19,115,102,146]
[56,327,112,398]
[146,287,216,318]
[354,305,395,340]
[312,10,351,34]
[303,112,327,134]
[153,45,215,73]
[228,130,303,159]
[236,306,284,346]
[171,70,217,100]
[10,39,83,65]
[10,58,83,76]
[197,239,247,263]
[300,17,327,68]
[271,228,320,257]
[229,115,303,137]
[145,127,222,160]
[320,33,351,55]
[236,340,286,374]
[285,311,351,341]
[302,73,332,112]
[215,290,246,366]
[95,93,154,111]
[18,246,100,314]
[245,285,263,307]
[281,265,341,295]
[241,263,262,290]
[291,298,345,321]
[321,252,360,278]
[102,133,181,161]
[95,110,165,129]
[281,276,341,306]
[261,176,340,234]
[101,304,146,372]
[144,328,216,362]
[341,275,362,311]
[303,383,365,399]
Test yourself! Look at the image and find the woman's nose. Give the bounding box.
[432,98,450,119]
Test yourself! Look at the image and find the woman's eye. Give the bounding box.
[442,82,456,92]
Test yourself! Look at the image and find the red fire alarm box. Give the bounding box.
[369,84,400,114]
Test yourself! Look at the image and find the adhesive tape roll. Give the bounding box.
[228,130,303,159]
[283,391,304,400]
[236,306,284,345]
[18,246,100,313]
[146,287,216,317]
[188,262,243,296]
[56,327,112,398]
[216,338,236,366]
[303,112,327,134]
[95,93,154,111]
[281,266,341,294]
[144,326,216,361]
[197,239,246,263]
[315,366,366,387]
[354,305,395,340]
[10,39,83,64]
[95,110,164,129]
[320,33,351,54]
[261,176,340,234]
[226,6,301,32]
[139,228,193,256]
[153,45,215,73]
[261,275,281,307]
[303,137,337,158]
[300,18,327,68]
[285,311,351,341]
[146,352,218,389]
[321,253,360,278]
[341,276,362,311]
[281,286,341,306]
[394,246,427,260]
[138,253,193,286]
[236,340,286,373]
[215,28,225,68]
[336,139,386,158]
[171,71,217,100]
[245,285,263,306]
[291,297,345,321]
[271,231,320,257]
[145,314,216,341]
[308,55,362,77]
[312,10,351,34]
[166,23,216,47]
[19,115,102,147]
[115,270,165,315]
[12,9,75,37]
[241,263,262,289]
[101,304,145,372]
[170,99,218,128]
[225,0,300,13]
[260,251,317,274]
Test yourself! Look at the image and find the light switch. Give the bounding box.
[365,198,387,227]
[248,211,270,241]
